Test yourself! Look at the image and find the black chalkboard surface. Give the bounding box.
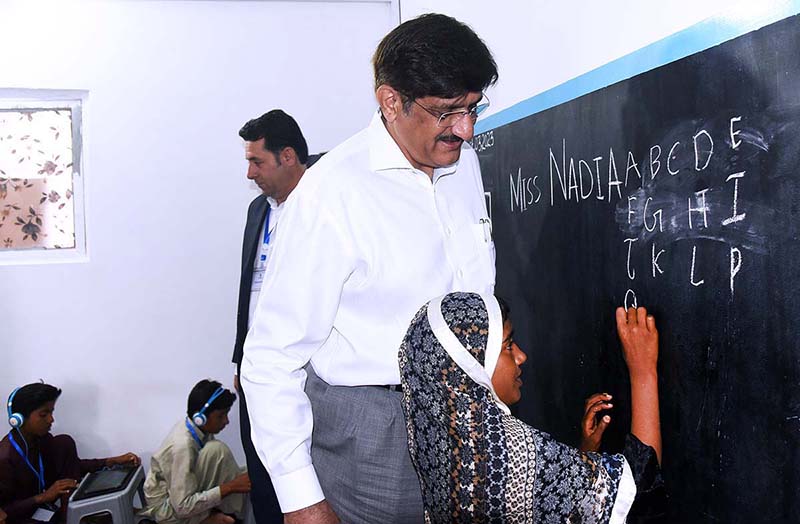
[475,13,800,523]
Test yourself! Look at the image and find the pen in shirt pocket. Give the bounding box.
[479,218,492,242]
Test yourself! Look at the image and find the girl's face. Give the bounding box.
[491,320,527,405]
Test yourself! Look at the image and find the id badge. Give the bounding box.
[32,507,56,522]
[252,266,266,290]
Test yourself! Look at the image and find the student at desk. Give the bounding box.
[140,380,250,524]
[0,383,140,524]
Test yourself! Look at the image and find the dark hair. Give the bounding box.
[238,109,309,164]
[187,380,236,417]
[497,296,511,325]
[9,383,61,418]
[373,13,498,108]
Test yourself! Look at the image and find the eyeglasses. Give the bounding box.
[413,94,490,128]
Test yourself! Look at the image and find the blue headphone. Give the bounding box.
[191,386,225,427]
[7,387,24,429]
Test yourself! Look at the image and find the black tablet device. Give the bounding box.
[71,466,138,502]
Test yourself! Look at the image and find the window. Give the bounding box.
[0,90,86,264]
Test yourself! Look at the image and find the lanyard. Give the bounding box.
[8,431,45,493]
[185,418,205,449]
[262,206,273,246]
[260,207,273,263]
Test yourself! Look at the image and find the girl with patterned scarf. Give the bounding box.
[399,292,663,523]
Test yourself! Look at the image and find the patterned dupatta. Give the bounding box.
[399,292,636,523]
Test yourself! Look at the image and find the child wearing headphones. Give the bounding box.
[0,383,140,524]
[140,380,250,524]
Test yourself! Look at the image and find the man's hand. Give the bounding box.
[579,392,612,452]
[106,452,141,468]
[220,473,251,498]
[284,500,340,524]
[233,374,240,392]
[34,479,77,504]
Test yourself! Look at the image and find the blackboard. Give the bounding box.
[475,11,800,523]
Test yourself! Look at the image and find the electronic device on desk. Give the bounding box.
[66,465,144,524]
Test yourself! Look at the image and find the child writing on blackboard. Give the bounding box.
[399,291,663,523]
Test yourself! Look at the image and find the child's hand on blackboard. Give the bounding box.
[579,392,613,452]
[616,306,659,379]
[617,306,662,462]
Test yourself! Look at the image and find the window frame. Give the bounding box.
[0,89,88,265]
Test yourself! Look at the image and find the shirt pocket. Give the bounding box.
[471,220,496,270]
[449,219,496,286]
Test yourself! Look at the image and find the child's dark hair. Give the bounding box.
[497,296,511,325]
[187,380,236,417]
[9,383,61,418]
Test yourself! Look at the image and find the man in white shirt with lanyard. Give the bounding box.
[241,14,499,524]
[232,110,308,524]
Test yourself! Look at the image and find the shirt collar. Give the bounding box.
[266,196,281,209]
[367,110,460,180]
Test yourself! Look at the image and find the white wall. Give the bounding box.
[0,0,394,465]
[401,0,734,119]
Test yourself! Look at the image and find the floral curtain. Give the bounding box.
[0,108,76,250]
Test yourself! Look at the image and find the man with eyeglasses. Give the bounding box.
[240,13,498,524]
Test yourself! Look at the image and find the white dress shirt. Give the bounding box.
[248,197,282,328]
[240,111,496,512]
[234,197,284,377]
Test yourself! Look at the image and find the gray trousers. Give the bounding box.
[305,368,424,524]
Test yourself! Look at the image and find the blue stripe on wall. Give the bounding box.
[476,1,800,134]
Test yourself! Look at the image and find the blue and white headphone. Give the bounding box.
[191,386,225,427]
[7,387,24,429]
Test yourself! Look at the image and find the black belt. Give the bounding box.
[376,384,402,392]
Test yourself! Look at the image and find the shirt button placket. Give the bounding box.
[431,180,460,281]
